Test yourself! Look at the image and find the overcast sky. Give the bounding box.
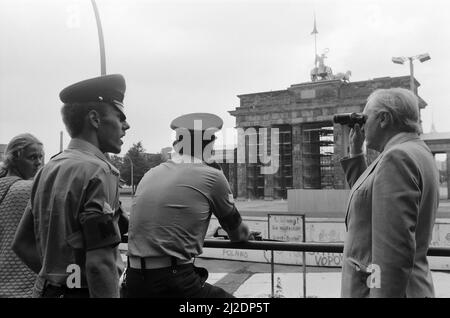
[1,0,449,159]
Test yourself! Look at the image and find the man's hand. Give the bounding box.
[349,123,365,156]
[248,231,262,241]
[237,222,250,242]
[228,222,252,242]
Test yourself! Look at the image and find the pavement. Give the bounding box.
[194,257,340,298]
[194,258,450,298]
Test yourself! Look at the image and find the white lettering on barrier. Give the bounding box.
[222,249,249,259]
[66,5,81,29]
[312,253,343,266]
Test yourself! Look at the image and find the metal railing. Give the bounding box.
[203,240,450,257]
[121,236,450,257]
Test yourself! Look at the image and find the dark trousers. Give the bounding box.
[124,263,234,298]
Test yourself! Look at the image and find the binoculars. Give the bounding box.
[333,112,367,128]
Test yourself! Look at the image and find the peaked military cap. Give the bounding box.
[59,74,126,114]
[170,113,223,132]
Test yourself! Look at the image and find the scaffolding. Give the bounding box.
[272,125,293,199]
[243,122,335,197]
[244,126,293,199]
[246,127,265,199]
[302,124,334,189]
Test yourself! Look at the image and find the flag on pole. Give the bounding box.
[311,14,318,35]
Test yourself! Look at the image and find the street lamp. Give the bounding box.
[126,155,134,196]
[391,53,431,94]
[91,0,106,75]
[392,53,431,133]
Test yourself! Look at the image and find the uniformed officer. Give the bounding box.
[13,74,130,298]
[125,112,251,298]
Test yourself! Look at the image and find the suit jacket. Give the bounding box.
[340,132,440,298]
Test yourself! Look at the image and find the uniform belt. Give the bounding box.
[128,255,193,269]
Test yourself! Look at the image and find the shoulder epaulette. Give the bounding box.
[50,151,63,160]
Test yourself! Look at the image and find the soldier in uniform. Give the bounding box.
[125,113,251,298]
[13,74,130,298]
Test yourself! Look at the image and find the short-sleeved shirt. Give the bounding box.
[29,138,123,287]
[128,155,242,260]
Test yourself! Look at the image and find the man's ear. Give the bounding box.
[379,111,392,129]
[87,110,101,129]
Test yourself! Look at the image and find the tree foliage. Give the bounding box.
[109,155,124,171]
[118,142,164,189]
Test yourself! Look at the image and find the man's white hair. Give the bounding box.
[367,87,421,133]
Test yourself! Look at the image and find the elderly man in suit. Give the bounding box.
[340,87,440,298]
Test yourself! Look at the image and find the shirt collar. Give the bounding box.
[384,132,420,151]
[68,138,110,164]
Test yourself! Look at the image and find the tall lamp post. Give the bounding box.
[392,53,431,94]
[126,155,134,196]
[91,0,106,75]
[392,53,431,132]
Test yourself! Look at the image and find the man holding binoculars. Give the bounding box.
[335,88,439,298]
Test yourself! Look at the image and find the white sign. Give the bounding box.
[268,214,304,242]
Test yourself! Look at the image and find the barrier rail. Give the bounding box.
[122,236,450,256]
[203,239,450,256]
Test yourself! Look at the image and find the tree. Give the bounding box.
[120,142,149,190]
[109,155,124,171]
[113,142,166,192]
[145,153,163,170]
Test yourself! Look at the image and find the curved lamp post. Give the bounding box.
[91,0,106,75]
